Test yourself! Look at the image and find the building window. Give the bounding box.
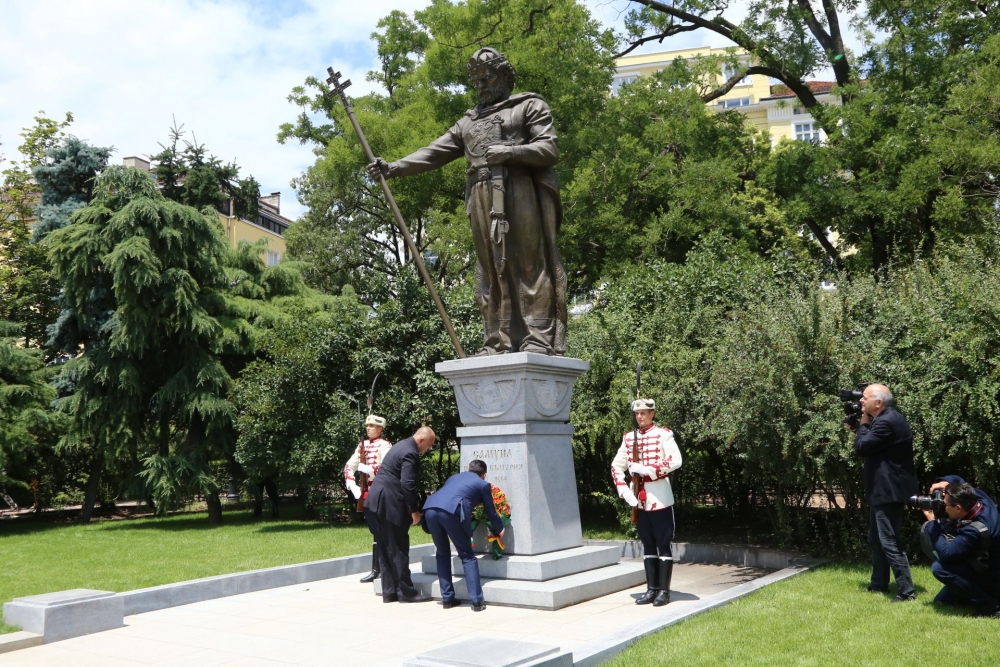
[266,250,280,267]
[795,122,822,143]
[611,75,638,95]
[722,65,751,86]
[719,97,751,108]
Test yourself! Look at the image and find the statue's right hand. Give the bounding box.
[367,158,391,180]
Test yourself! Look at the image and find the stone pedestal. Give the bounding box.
[435,353,589,556]
[414,353,644,610]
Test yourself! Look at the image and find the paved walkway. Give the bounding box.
[0,562,764,667]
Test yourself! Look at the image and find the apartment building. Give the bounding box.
[614,46,837,145]
[122,156,288,265]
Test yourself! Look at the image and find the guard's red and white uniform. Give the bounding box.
[611,424,682,511]
[344,438,391,499]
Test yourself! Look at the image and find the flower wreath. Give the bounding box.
[471,483,512,560]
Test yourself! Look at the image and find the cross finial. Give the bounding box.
[326,67,352,104]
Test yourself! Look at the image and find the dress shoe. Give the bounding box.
[972,603,1000,618]
[442,599,463,609]
[399,594,431,603]
[383,596,398,603]
[866,585,888,593]
[359,570,380,583]
[891,593,917,603]
[472,603,486,612]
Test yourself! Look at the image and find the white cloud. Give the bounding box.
[0,0,427,220]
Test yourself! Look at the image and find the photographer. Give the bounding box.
[850,384,919,601]
[921,476,1000,617]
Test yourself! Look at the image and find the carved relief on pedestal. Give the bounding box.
[530,379,571,417]
[457,378,519,419]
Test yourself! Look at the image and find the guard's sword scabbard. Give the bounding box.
[325,66,466,358]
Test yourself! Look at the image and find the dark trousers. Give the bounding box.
[364,509,417,600]
[425,507,484,604]
[637,507,675,558]
[868,503,914,595]
[931,561,1000,611]
[363,510,379,561]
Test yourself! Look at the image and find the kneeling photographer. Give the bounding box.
[917,476,1000,617]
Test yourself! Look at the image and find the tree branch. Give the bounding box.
[523,4,554,36]
[613,23,700,59]
[700,66,777,103]
[627,1,826,117]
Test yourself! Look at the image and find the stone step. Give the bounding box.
[376,562,644,610]
[421,545,621,581]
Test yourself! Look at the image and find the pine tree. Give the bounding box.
[46,165,232,522]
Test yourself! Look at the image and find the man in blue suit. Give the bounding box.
[423,460,505,612]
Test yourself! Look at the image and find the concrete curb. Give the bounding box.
[570,560,826,667]
[583,540,814,570]
[121,543,434,615]
[2,543,435,643]
[0,631,43,654]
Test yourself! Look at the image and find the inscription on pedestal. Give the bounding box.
[469,447,523,485]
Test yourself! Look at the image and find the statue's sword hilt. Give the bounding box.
[325,68,465,358]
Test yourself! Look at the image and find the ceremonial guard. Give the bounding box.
[611,398,683,606]
[344,414,392,583]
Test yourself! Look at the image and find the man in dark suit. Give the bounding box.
[423,460,505,612]
[364,426,436,602]
[852,383,919,601]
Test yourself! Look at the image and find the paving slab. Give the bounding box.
[0,561,765,667]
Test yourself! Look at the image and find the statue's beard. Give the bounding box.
[477,82,510,107]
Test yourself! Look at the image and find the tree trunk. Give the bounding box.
[264,479,279,518]
[206,490,223,525]
[77,451,104,523]
[252,483,264,518]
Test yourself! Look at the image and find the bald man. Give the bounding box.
[852,383,919,601]
[364,427,436,602]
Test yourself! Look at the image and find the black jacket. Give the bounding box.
[854,407,918,505]
[925,475,1000,570]
[364,437,421,527]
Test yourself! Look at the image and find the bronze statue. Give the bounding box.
[368,48,567,356]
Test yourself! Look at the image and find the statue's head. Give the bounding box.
[468,48,516,106]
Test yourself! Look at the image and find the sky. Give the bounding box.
[0,1,861,221]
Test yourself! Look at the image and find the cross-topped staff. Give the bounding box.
[326,67,466,358]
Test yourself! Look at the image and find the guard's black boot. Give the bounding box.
[636,558,659,605]
[359,545,380,583]
[653,559,673,607]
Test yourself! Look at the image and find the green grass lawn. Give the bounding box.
[0,506,430,634]
[605,562,996,667]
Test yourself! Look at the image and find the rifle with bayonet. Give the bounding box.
[631,361,643,525]
[355,374,380,513]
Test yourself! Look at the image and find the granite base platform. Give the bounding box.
[376,545,644,610]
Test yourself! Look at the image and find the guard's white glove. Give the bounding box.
[620,487,639,507]
[357,463,374,476]
[347,481,362,500]
[628,462,654,477]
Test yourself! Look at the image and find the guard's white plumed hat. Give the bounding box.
[365,414,387,427]
[631,398,655,412]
